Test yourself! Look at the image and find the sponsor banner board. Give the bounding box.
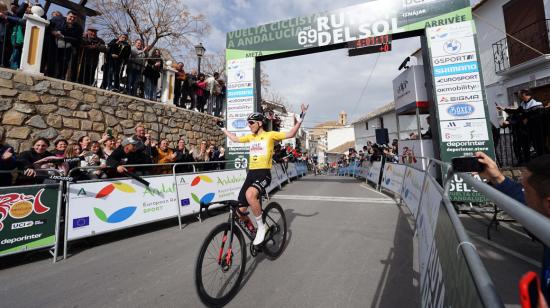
[417,176,443,299]
[437,101,486,121]
[0,185,59,256]
[226,0,471,59]
[266,167,280,193]
[67,177,180,240]
[427,22,495,191]
[434,72,480,86]
[276,164,288,183]
[401,167,425,217]
[287,163,298,178]
[177,169,247,213]
[227,58,254,83]
[226,81,253,90]
[366,161,382,185]
[440,119,489,142]
[381,163,406,195]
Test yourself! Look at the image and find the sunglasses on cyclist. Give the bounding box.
[248,121,257,125]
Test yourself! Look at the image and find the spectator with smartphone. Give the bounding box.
[476,151,550,300]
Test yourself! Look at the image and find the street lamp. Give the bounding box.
[195,43,206,74]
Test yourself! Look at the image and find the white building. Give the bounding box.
[352,102,429,149]
[474,0,550,125]
[326,126,355,151]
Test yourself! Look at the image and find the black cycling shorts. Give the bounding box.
[238,169,271,207]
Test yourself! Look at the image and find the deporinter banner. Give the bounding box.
[426,21,494,202]
[0,185,60,256]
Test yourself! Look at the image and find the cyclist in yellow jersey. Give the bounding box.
[221,104,308,245]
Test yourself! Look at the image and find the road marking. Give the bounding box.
[467,231,541,267]
[272,194,396,204]
[359,183,391,198]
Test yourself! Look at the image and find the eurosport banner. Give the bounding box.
[177,169,247,213]
[401,167,426,218]
[0,184,60,257]
[366,161,382,185]
[381,163,407,195]
[67,176,180,240]
[226,0,471,59]
[426,20,495,202]
[417,176,485,307]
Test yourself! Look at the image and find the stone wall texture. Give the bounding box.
[0,68,224,152]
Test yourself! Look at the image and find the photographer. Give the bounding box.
[476,151,550,301]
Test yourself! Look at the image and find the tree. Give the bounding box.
[90,0,209,51]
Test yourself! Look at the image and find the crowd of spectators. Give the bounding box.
[335,139,400,169]
[0,123,226,186]
[0,2,226,117]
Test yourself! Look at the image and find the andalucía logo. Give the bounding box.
[0,189,49,231]
[191,175,216,205]
[93,182,137,224]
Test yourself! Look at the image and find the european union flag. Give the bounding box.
[73,217,89,228]
[181,198,190,206]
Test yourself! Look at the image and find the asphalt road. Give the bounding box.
[0,176,419,308]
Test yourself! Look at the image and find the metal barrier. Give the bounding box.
[0,169,63,263]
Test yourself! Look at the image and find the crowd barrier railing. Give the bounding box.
[60,160,306,260]
[0,169,63,263]
[345,157,504,307]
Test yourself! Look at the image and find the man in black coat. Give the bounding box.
[0,144,16,186]
[50,10,83,80]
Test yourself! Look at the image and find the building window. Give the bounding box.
[365,121,368,130]
[379,117,384,129]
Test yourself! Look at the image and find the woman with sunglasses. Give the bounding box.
[220,104,308,245]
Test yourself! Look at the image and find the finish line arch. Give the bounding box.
[224,0,495,175]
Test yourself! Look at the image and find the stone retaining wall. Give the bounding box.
[0,68,224,152]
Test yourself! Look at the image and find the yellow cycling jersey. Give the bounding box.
[238,131,287,169]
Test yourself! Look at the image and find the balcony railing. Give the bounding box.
[492,19,550,73]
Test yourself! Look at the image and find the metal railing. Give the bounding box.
[492,19,550,73]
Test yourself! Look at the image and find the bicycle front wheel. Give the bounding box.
[262,202,287,259]
[195,222,247,306]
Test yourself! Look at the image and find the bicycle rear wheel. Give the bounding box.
[262,202,287,259]
[195,222,246,306]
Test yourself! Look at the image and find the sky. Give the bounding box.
[162,0,479,128]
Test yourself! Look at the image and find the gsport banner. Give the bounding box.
[67,177,179,240]
[177,169,247,214]
[381,163,406,195]
[0,185,60,256]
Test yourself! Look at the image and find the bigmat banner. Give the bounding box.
[381,163,407,195]
[0,184,60,257]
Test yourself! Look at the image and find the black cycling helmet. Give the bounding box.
[247,112,265,122]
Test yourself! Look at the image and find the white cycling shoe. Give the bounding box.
[253,225,267,245]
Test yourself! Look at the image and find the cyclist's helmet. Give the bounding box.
[247,112,265,122]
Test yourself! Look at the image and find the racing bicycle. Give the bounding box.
[194,199,287,306]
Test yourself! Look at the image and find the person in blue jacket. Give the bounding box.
[475,151,550,300]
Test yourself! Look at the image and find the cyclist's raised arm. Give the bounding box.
[221,128,241,143]
[285,103,309,139]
